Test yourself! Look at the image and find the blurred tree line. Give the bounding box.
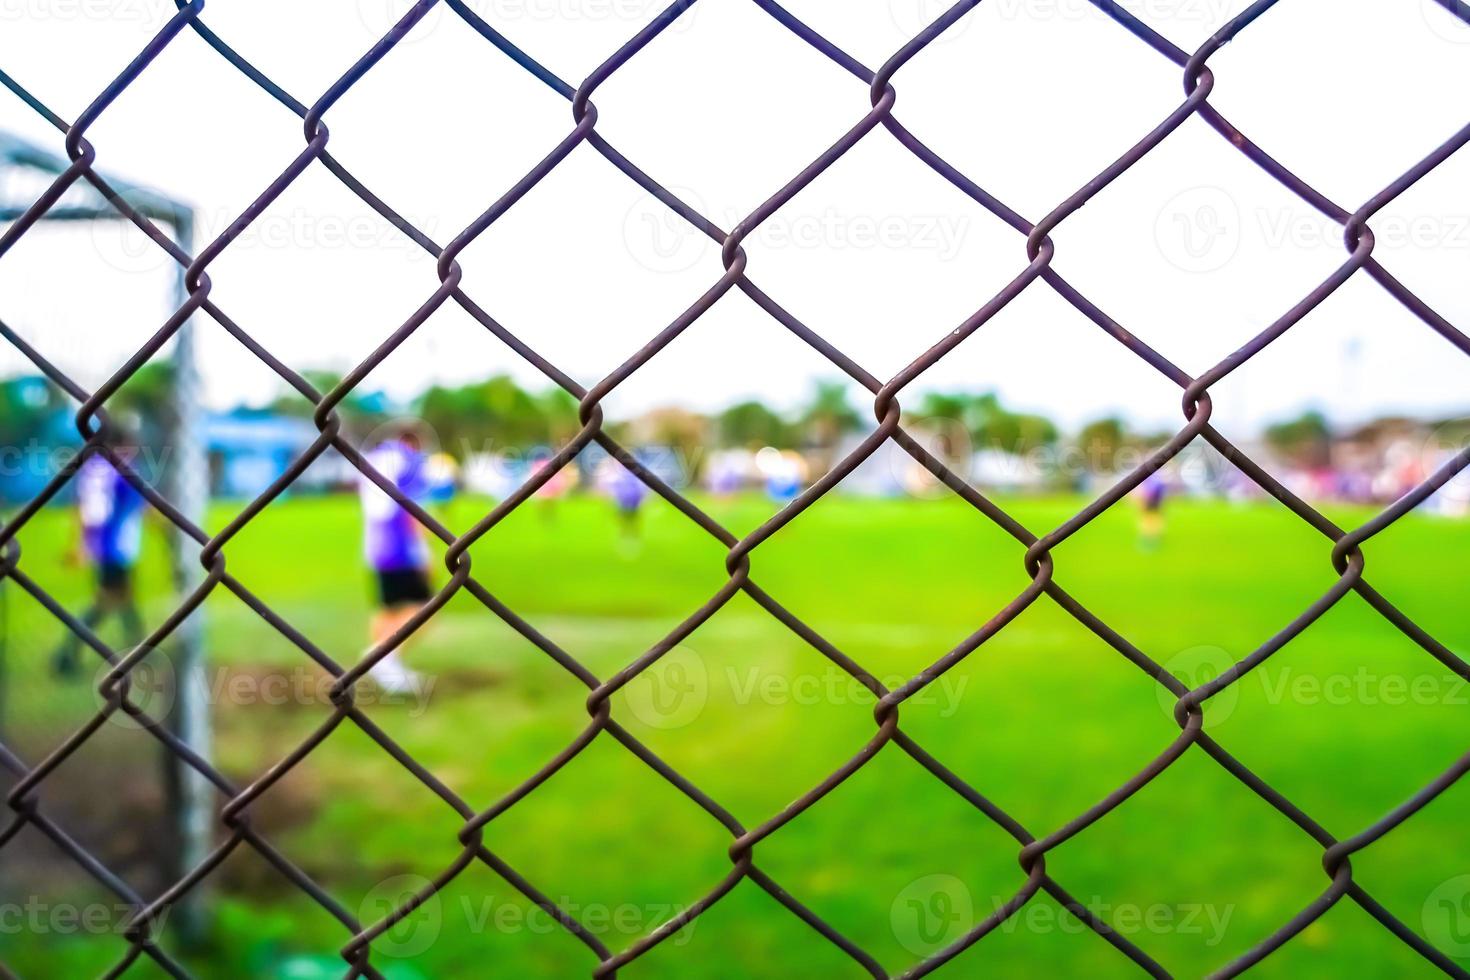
[0,361,176,449]
[7,365,1458,484]
[1265,411,1332,469]
[0,361,1284,471]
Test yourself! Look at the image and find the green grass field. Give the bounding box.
[3,492,1470,978]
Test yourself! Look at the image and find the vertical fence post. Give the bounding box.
[162,211,212,945]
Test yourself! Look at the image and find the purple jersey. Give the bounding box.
[359,440,432,572]
[1141,473,1167,511]
[77,455,144,567]
[610,464,648,511]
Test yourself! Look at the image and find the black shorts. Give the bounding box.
[375,569,432,607]
[97,562,133,593]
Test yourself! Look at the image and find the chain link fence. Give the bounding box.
[3,0,1470,976]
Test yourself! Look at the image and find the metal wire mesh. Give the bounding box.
[3,0,1470,977]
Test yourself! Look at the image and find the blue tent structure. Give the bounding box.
[204,409,331,499]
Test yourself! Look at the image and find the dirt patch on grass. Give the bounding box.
[0,714,323,904]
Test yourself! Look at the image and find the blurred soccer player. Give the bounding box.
[757,447,806,504]
[1137,471,1168,551]
[358,426,453,694]
[530,451,575,522]
[52,432,146,677]
[602,457,649,546]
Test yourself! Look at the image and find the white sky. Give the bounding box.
[1,0,1469,436]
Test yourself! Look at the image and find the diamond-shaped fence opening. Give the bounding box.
[2,1,1470,977]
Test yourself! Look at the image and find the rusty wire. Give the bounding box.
[3,0,1470,976]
